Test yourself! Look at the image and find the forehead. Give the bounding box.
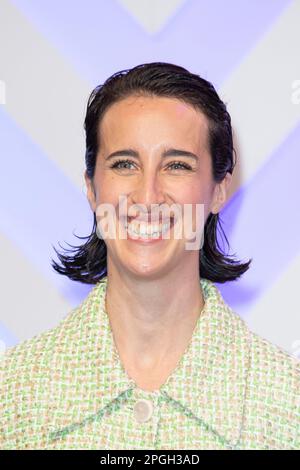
[99,95,209,152]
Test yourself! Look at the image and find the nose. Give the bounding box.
[130,170,166,209]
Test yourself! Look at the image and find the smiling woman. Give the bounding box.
[0,62,299,451]
[52,62,250,285]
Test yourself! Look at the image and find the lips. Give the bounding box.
[127,215,176,225]
[124,216,176,243]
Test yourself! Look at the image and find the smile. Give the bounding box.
[123,218,175,242]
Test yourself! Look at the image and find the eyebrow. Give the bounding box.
[105,148,199,162]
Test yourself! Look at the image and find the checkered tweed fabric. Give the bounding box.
[0,276,299,450]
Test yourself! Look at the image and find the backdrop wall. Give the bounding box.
[0,0,299,359]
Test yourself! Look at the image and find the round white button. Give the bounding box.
[133,399,154,422]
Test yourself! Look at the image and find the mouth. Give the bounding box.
[126,213,177,224]
[122,216,176,242]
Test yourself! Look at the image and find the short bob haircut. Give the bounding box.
[51,62,252,284]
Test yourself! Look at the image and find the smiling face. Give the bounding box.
[85,95,231,279]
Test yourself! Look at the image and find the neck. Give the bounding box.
[104,257,205,376]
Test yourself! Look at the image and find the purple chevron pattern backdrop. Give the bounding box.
[0,0,300,358]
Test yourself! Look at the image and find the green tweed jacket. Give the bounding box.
[0,277,299,450]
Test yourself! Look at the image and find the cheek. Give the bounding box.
[95,177,129,224]
[93,173,117,204]
[175,181,207,204]
[175,182,212,226]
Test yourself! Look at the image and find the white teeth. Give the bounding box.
[124,220,172,238]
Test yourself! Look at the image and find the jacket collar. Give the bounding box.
[47,276,251,448]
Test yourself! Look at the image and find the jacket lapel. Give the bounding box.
[160,278,251,448]
[46,278,135,443]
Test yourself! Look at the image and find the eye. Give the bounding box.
[110,159,193,171]
[110,159,136,170]
[167,161,192,171]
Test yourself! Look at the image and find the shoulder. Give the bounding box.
[247,327,299,399]
[0,301,80,376]
[0,304,81,449]
[241,326,300,449]
[212,283,300,449]
[211,281,300,410]
[0,278,104,379]
[0,280,105,449]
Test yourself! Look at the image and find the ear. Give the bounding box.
[84,170,97,212]
[210,172,232,214]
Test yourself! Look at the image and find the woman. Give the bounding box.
[0,62,299,450]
